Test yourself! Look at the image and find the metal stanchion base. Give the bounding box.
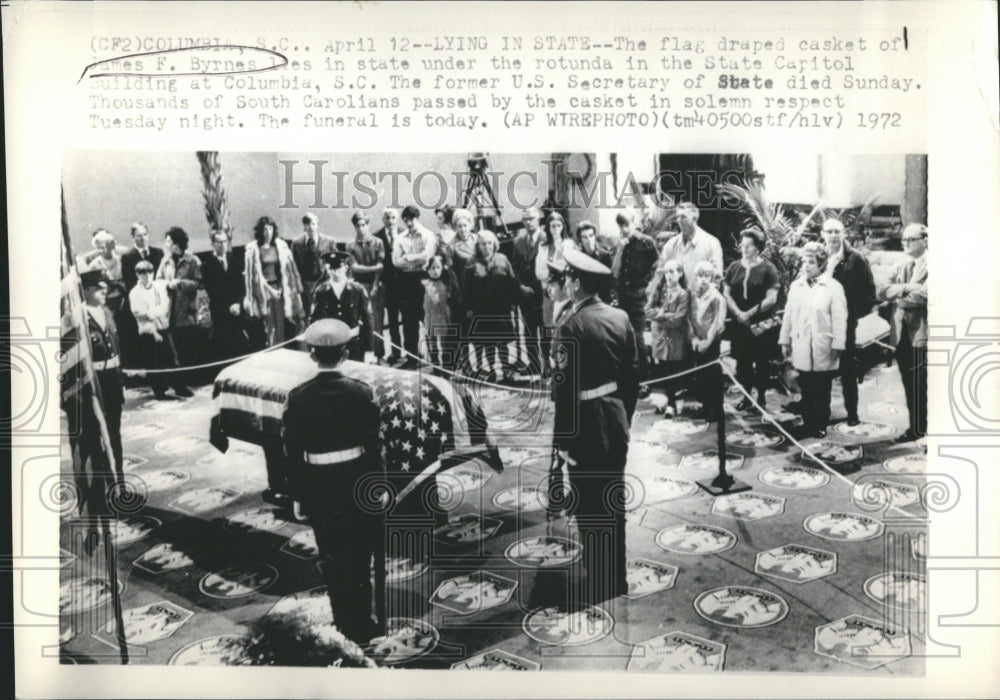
[696,474,752,496]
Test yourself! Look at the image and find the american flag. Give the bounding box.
[60,187,128,664]
[212,349,499,482]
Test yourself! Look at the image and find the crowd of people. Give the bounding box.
[78,200,928,443]
[73,198,928,650]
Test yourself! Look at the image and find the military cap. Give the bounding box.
[79,269,109,288]
[303,319,353,347]
[320,250,352,268]
[547,258,568,280]
[563,248,611,276]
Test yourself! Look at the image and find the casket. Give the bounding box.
[209,348,499,484]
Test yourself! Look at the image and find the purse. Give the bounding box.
[195,288,213,329]
[750,316,778,337]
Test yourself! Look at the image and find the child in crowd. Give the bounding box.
[128,259,189,398]
[422,254,462,371]
[688,260,727,421]
[644,258,690,416]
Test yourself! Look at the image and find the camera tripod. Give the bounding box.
[462,154,509,237]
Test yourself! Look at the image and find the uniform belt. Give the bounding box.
[580,381,617,401]
[303,446,364,465]
[93,356,120,371]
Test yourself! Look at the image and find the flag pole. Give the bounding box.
[61,186,128,664]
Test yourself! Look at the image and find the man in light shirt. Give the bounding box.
[659,202,724,287]
[129,260,190,399]
[392,205,436,367]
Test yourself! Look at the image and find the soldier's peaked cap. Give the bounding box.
[79,270,108,288]
[547,258,568,278]
[563,248,611,276]
[303,319,353,347]
[320,250,352,267]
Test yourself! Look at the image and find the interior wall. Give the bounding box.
[63,152,551,255]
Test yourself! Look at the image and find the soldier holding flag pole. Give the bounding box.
[60,190,128,663]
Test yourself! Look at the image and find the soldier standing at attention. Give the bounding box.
[80,269,126,475]
[309,251,374,362]
[283,319,386,646]
[549,249,640,609]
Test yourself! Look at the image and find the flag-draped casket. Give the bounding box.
[209,349,498,484]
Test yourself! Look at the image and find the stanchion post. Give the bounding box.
[697,360,752,496]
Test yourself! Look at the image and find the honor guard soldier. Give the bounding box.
[283,319,386,645]
[309,250,374,362]
[549,249,640,609]
[80,270,125,475]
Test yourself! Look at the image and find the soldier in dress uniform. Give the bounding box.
[80,270,125,475]
[549,249,640,609]
[309,251,374,362]
[282,319,387,645]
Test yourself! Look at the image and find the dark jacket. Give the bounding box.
[282,370,383,506]
[830,243,877,326]
[310,279,374,357]
[511,231,544,304]
[291,233,338,301]
[616,233,659,303]
[202,252,245,315]
[550,296,639,461]
[122,246,165,291]
[86,306,124,408]
[373,227,399,287]
[157,252,202,328]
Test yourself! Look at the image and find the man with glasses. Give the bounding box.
[822,219,876,426]
[878,223,928,442]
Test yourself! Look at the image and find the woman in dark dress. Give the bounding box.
[723,229,780,411]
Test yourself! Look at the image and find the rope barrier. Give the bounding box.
[719,364,915,517]
[380,336,545,394]
[640,352,730,388]
[122,333,303,376]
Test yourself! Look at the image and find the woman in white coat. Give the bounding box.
[779,242,848,438]
[244,216,305,348]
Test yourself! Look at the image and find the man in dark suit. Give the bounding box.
[291,212,337,313]
[374,208,404,364]
[878,223,928,443]
[119,222,164,367]
[549,249,639,610]
[202,230,248,361]
[511,208,545,375]
[822,219,877,426]
[121,222,164,291]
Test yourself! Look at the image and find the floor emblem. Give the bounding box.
[626,631,726,672]
[804,512,885,542]
[505,536,582,568]
[626,558,679,598]
[755,544,837,583]
[694,586,789,628]
[199,563,279,599]
[430,571,518,615]
[814,614,911,669]
[712,493,785,521]
[655,524,737,555]
[522,606,614,646]
[451,648,540,671]
[759,465,830,490]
